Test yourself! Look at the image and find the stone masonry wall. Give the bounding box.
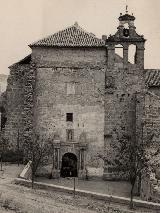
[143,92,160,143]
[137,91,160,201]
[141,171,160,202]
[104,64,145,180]
[32,47,107,177]
[22,63,36,158]
[5,64,30,150]
[32,47,106,67]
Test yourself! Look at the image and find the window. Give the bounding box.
[66,83,75,95]
[66,113,73,122]
[66,129,74,141]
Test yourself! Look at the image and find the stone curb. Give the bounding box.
[14,178,160,211]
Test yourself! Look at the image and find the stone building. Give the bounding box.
[4,11,160,179]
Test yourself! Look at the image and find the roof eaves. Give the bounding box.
[8,54,31,69]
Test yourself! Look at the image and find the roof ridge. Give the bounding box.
[29,24,75,46]
[29,23,105,47]
[72,22,96,38]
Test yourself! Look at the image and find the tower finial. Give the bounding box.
[126,5,128,14]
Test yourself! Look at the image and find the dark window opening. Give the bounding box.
[66,113,73,122]
[123,28,129,37]
[66,129,74,141]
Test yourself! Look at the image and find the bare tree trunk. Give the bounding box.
[17,129,20,167]
[31,168,35,189]
[31,151,35,189]
[73,177,76,197]
[50,154,54,179]
[0,153,2,171]
[85,167,88,180]
[130,182,135,209]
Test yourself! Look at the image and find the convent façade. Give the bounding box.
[3,11,160,180]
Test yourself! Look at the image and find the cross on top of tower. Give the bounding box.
[119,5,135,22]
[126,5,128,14]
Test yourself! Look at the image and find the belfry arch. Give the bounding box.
[115,44,123,58]
[128,44,136,64]
[106,10,146,69]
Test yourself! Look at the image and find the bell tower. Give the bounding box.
[103,9,146,180]
[106,7,146,69]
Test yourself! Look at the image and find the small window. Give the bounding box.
[66,129,74,141]
[66,113,73,122]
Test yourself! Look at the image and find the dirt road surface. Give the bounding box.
[0,164,158,213]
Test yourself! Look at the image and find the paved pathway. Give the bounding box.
[37,177,132,198]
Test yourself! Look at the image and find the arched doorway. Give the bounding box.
[60,153,78,177]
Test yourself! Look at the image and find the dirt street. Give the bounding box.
[0,164,158,213]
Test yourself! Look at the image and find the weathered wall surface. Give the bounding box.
[4,65,30,150]
[32,47,106,67]
[141,171,158,202]
[104,64,145,179]
[137,92,160,201]
[32,47,107,176]
[143,92,160,142]
[142,92,160,176]
[141,170,160,203]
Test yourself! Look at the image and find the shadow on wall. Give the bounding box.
[0,106,7,131]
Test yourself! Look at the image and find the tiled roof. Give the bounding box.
[30,22,105,47]
[9,55,31,68]
[145,69,160,87]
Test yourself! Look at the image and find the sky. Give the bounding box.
[0,0,160,75]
